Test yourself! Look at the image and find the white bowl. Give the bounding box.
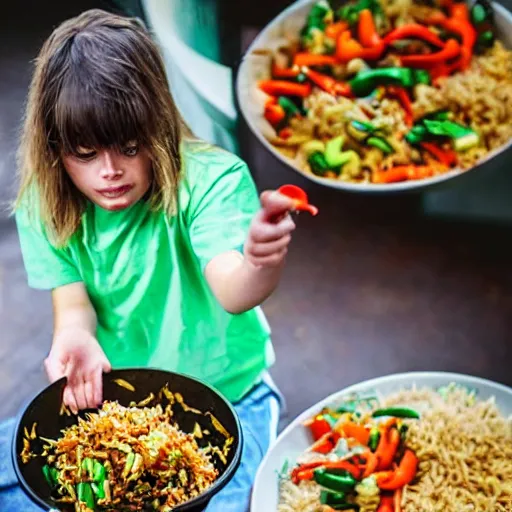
[236,1,512,193]
[250,371,512,511]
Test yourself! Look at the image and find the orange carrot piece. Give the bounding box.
[293,52,338,67]
[341,422,371,446]
[326,21,349,40]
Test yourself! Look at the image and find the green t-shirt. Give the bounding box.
[15,142,274,403]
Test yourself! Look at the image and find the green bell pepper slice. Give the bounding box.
[350,68,430,97]
[320,490,359,510]
[314,468,357,492]
[372,407,420,419]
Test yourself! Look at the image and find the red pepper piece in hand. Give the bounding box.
[358,9,383,48]
[303,67,352,97]
[278,184,319,216]
[399,39,461,68]
[383,24,445,48]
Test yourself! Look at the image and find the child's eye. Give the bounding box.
[74,148,97,161]
[122,144,139,157]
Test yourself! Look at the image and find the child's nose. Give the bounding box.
[99,152,123,179]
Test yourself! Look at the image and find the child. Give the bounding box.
[14,9,297,511]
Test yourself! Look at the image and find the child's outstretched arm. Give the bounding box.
[204,190,296,314]
[46,282,111,413]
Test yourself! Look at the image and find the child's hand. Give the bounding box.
[244,190,296,268]
[44,327,111,414]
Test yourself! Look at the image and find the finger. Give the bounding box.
[247,234,292,258]
[249,248,288,268]
[63,385,79,415]
[260,191,295,222]
[73,379,88,412]
[84,378,96,410]
[44,354,66,383]
[91,367,104,407]
[250,216,296,243]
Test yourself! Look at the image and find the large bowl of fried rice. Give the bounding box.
[12,368,243,512]
[250,371,512,512]
[236,0,512,192]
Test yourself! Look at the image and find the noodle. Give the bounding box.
[255,0,512,184]
[277,385,512,512]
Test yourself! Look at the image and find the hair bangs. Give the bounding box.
[52,68,154,155]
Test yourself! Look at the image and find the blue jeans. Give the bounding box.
[0,382,280,512]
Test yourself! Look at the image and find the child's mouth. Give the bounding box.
[98,185,133,199]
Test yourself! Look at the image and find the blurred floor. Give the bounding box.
[0,0,511,427]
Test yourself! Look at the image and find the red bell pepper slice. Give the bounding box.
[383,24,445,48]
[420,142,458,167]
[377,495,395,512]
[358,9,383,48]
[303,67,352,97]
[387,86,413,127]
[399,39,461,68]
[304,414,332,440]
[378,449,419,490]
[258,80,312,98]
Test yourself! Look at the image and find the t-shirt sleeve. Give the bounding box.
[185,151,261,271]
[15,205,82,290]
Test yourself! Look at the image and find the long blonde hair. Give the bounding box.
[16,9,194,246]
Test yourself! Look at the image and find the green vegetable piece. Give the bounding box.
[278,96,300,118]
[93,460,106,484]
[477,30,495,48]
[82,457,95,479]
[405,125,428,145]
[471,4,487,24]
[367,136,394,154]
[453,132,479,151]
[91,482,106,500]
[372,407,420,419]
[320,489,347,506]
[349,68,430,97]
[77,482,95,510]
[42,465,57,488]
[308,151,330,176]
[423,119,471,138]
[368,427,380,452]
[338,0,385,28]
[325,136,351,167]
[399,423,409,442]
[314,468,357,492]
